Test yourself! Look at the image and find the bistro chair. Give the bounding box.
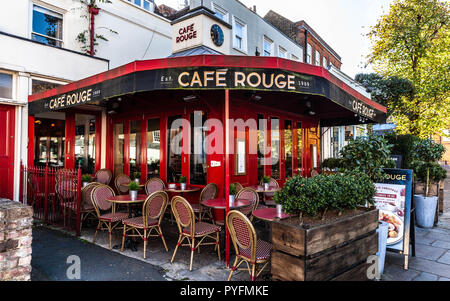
[226,210,273,281]
[27,173,56,209]
[232,182,244,194]
[114,173,131,195]
[91,185,128,249]
[170,196,221,271]
[121,191,169,258]
[94,169,113,185]
[145,178,166,195]
[235,187,263,222]
[56,179,77,226]
[260,177,279,207]
[194,183,218,222]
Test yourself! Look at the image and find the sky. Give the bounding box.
[157,0,395,78]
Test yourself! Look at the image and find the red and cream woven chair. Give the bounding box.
[94,169,113,185]
[235,187,265,222]
[56,179,77,227]
[193,183,218,222]
[260,177,279,207]
[121,191,169,258]
[91,185,128,249]
[145,178,165,195]
[232,182,244,194]
[226,210,273,281]
[171,196,221,271]
[114,173,131,195]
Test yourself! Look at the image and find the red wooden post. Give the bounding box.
[44,163,49,223]
[224,89,230,268]
[19,161,24,204]
[75,163,82,237]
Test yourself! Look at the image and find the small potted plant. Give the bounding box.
[81,174,92,188]
[229,184,237,205]
[128,181,140,201]
[179,176,187,190]
[261,176,271,191]
[132,172,141,184]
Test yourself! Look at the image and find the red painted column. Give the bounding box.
[95,114,102,172]
[28,115,35,167]
[65,113,75,169]
[224,90,230,268]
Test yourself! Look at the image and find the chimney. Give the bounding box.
[253,5,257,13]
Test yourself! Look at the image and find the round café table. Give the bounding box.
[252,207,294,222]
[106,194,148,251]
[246,185,281,206]
[120,183,145,189]
[165,186,201,195]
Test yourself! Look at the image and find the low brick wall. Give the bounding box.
[0,199,33,281]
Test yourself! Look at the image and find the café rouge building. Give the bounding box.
[27,6,387,201]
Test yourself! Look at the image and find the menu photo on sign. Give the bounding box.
[374,169,414,269]
[235,138,246,176]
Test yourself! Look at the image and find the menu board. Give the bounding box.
[374,169,415,269]
[235,138,246,175]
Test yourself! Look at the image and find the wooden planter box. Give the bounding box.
[271,207,379,281]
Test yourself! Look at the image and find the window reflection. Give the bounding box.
[129,120,141,177]
[114,123,124,176]
[147,118,160,179]
[284,120,293,178]
[190,111,207,185]
[297,122,302,174]
[271,117,280,179]
[75,114,96,174]
[34,118,65,168]
[257,114,265,180]
[167,115,182,183]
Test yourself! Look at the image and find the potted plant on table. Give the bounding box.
[410,139,446,228]
[128,181,140,201]
[179,176,187,190]
[229,184,237,205]
[81,174,92,188]
[261,175,271,191]
[132,172,141,184]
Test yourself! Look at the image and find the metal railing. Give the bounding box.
[21,163,82,236]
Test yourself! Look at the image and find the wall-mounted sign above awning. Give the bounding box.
[28,55,387,124]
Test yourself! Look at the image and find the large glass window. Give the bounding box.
[0,73,12,99]
[114,123,124,176]
[257,114,266,180]
[271,117,280,179]
[233,17,247,52]
[32,5,63,47]
[167,115,182,183]
[284,120,293,178]
[75,114,96,174]
[34,118,65,167]
[147,118,161,179]
[32,79,61,94]
[307,44,312,64]
[190,112,207,185]
[297,122,303,174]
[129,120,141,176]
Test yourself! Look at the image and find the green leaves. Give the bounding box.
[128,181,140,191]
[273,173,376,217]
[229,184,237,196]
[339,134,394,182]
[81,174,92,182]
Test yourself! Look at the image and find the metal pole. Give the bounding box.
[224,89,230,267]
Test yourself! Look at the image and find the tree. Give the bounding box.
[367,0,450,138]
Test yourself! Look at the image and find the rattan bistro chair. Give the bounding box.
[121,191,169,258]
[232,182,244,194]
[91,185,128,249]
[226,210,273,281]
[235,187,262,222]
[194,183,218,222]
[114,174,131,195]
[145,178,166,195]
[171,196,221,271]
[94,169,113,185]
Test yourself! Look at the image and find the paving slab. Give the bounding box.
[415,244,447,261]
[382,263,419,281]
[437,251,450,265]
[406,257,450,278]
[438,277,450,281]
[412,272,439,281]
[431,240,450,249]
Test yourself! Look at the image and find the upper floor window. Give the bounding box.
[323,57,328,68]
[212,3,229,22]
[32,5,63,47]
[232,17,247,52]
[306,44,312,64]
[263,36,274,56]
[291,54,299,61]
[315,50,321,66]
[278,46,287,58]
[0,73,13,99]
[32,79,62,95]
[127,0,153,12]
[299,47,304,62]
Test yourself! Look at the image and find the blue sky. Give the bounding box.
[159,0,395,78]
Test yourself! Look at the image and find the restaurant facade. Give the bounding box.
[27,6,387,198]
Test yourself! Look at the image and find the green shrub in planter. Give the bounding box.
[273,173,376,220]
[321,158,343,171]
[339,134,395,182]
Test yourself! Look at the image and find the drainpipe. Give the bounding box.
[88,5,100,56]
[304,28,308,63]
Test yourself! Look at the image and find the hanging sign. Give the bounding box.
[374,169,415,270]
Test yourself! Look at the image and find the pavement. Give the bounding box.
[382,166,450,281]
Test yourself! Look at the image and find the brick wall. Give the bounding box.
[0,199,33,281]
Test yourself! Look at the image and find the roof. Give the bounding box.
[169,46,222,57]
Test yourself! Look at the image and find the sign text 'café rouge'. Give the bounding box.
[48,88,94,110]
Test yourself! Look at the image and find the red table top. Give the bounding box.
[247,185,281,193]
[107,194,148,204]
[165,186,201,193]
[252,208,294,222]
[201,198,252,209]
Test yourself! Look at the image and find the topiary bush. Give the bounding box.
[384,133,421,169]
[339,134,395,182]
[321,158,344,171]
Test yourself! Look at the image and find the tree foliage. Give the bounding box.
[367,0,450,138]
